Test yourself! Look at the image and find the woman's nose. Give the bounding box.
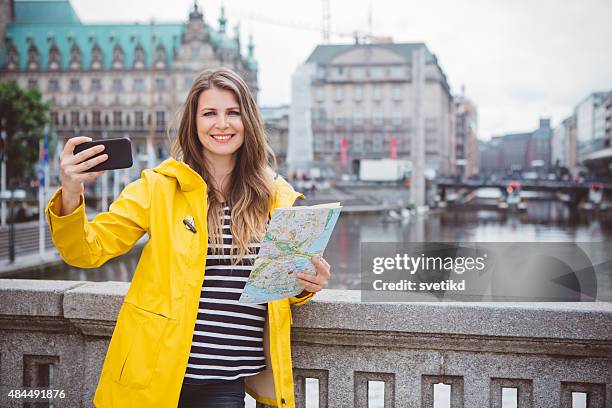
[216,117,229,129]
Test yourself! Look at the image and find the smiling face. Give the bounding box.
[196,86,245,164]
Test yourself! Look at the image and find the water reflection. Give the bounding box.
[13,201,612,296]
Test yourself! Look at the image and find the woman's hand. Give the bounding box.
[296,256,331,293]
[59,136,108,215]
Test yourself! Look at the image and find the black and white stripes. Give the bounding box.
[183,205,267,384]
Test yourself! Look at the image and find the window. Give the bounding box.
[134,78,145,92]
[91,78,102,91]
[392,110,402,126]
[155,78,166,91]
[390,66,404,78]
[92,111,101,126]
[351,67,365,79]
[336,66,344,76]
[314,133,325,152]
[334,86,344,102]
[352,110,363,125]
[112,79,123,92]
[392,84,402,101]
[70,111,80,126]
[50,112,59,126]
[333,112,344,125]
[372,110,383,126]
[184,77,192,91]
[157,143,165,160]
[156,111,166,128]
[370,66,385,79]
[69,79,81,92]
[135,111,144,128]
[353,133,364,153]
[316,66,325,79]
[372,133,383,152]
[48,79,60,92]
[113,111,122,126]
[372,85,382,101]
[353,85,363,101]
[27,78,38,89]
[315,87,325,102]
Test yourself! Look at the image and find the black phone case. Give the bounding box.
[73,138,133,172]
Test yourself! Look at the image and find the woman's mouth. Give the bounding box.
[210,134,235,143]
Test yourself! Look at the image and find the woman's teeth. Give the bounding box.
[212,134,233,140]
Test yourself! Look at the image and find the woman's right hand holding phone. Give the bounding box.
[59,136,108,215]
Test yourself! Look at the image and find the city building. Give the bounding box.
[0,0,258,180]
[551,115,577,170]
[288,41,453,177]
[478,119,552,175]
[453,92,478,179]
[575,92,607,162]
[260,105,289,169]
[573,91,612,174]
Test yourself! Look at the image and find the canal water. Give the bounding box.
[13,201,612,300]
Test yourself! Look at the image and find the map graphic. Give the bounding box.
[239,203,342,303]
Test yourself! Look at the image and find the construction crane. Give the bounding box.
[224,2,393,45]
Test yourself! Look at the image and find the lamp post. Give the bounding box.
[1,188,26,263]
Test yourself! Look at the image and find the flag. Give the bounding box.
[390,137,397,160]
[340,137,348,167]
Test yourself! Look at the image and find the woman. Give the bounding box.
[45,67,331,407]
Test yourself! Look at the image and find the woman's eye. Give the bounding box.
[203,111,215,117]
[229,111,240,116]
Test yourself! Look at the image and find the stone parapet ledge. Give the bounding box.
[1,280,611,407]
[292,289,612,341]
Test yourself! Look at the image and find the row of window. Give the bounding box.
[50,110,166,128]
[5,40,168,72]
[313,134,407,153]
[317,65,406,80]
[29,77,171,93]
[315,84,404,102]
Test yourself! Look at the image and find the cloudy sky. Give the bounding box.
[70,0,612,140]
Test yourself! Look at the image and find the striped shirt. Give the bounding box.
[183,204,267,384]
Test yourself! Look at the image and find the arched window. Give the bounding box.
[90,44,103,70]
[26,43,40,71]
[133,43,145,69]
[6,40,19,70]
[48,43,61,70]
[111,43,125,70]
[69,43,82,70]
[154,44,166,69]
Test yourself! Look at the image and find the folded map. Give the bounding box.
[239,202,342,303]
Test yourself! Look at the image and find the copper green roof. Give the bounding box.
[3,22,185,70]
[1,0,252,71]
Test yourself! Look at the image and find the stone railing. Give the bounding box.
[0,280,610,407]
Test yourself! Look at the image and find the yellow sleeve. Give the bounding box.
[45,175,151,268]
[289,290,315,306]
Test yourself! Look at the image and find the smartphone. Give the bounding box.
[73,137,133,172]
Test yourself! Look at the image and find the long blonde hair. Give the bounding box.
[171,67,276,262]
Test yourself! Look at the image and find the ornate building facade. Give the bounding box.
[0,0,258,177]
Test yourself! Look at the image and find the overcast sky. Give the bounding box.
[70,0,612,140]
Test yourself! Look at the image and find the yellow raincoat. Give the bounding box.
[45,157,313,407]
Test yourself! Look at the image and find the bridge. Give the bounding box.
[0,280,610,407]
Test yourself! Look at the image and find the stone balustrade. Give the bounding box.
[0,279,610,407]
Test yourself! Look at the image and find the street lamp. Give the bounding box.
[0,188,27,263]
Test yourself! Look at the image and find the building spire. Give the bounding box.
[218,5,227,33]
[248,33,254,57]
[189,1,203,21]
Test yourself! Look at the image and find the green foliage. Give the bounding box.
[0,80,50,185]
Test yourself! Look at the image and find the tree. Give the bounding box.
[0,80,50,187]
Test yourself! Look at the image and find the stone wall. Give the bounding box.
[0,280,611,407]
